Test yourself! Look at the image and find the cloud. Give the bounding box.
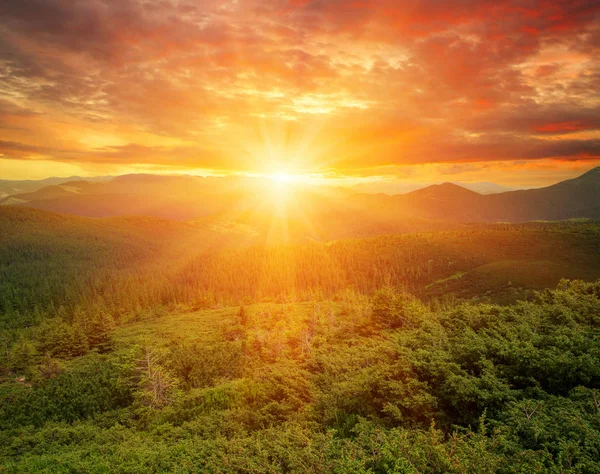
[0,0,598,181]
[0,140,62,157]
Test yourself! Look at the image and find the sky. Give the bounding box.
[0,0,599,187]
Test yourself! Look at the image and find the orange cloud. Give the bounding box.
[533,121,595,134]
[0,0,598,185]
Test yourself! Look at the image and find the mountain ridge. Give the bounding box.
[0,167,598,234]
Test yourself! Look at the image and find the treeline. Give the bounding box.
[180,222,600,302]
[0,208,233,330]
[1,280,600,472]
[2,208,599,335]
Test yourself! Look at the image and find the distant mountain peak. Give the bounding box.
[453,181,515,194]
[409,182,481,199]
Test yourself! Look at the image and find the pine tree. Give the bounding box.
[87,310,115,351]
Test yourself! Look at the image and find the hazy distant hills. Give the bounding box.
[351,180,515,195]
[349,167,600,223]
[485,166,600,221]
[0,175,110,198]
[0,167,598,241]
[0,174,256,220]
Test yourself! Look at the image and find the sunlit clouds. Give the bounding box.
[0,0,599,185]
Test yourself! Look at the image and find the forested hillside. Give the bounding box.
[1,280,600,472]
[180,221,600,303]
[2,207,599,332]
[0,207,256,329]
[2,208,600,472]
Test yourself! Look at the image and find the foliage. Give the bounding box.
[1,280,599,472]
[2,211,600,471]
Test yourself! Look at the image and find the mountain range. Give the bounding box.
[1,167,598,242]
[359,166,600,223]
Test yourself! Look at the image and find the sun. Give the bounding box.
[266,170,320,185]
[269,171,296,183]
